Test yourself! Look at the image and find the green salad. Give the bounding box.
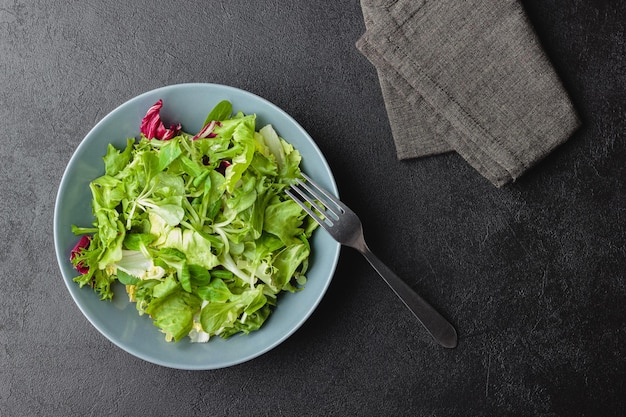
[70,99,317,342]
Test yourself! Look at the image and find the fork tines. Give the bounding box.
[285,173,342,227]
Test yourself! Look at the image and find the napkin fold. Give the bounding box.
[356,0,580,187]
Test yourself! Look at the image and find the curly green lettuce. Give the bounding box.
[70,100,317,342]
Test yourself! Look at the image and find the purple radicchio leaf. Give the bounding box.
[216,160,231,175]
[191,120,220,140]
[70,235,91,274]
[140,99,182,140]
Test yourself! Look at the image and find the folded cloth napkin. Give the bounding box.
[356,0,580,187]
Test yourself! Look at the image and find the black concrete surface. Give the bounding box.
[1,0,624,415]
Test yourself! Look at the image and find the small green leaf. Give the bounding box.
[103,138,134,176]
[197,278,232,302]
[158,139,182,171]
[149,204,185,226]
[123,233,155,251]
[117,269,140,285]
[210,269,234,280]
[179,155,203,177]
[200,301,239,334]
[188,264,211,287]
[146,287,202,342]
[204,100,233,125]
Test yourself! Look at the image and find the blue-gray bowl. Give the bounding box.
[54,83,339,370]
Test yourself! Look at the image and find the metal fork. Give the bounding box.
[286,173,458,349]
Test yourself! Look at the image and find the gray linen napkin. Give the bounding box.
[356,0,580,187]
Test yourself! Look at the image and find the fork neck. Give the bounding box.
[349,233,369,254]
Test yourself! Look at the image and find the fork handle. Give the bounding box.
[358,246,458,348]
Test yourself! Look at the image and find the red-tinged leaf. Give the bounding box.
[70,235,91,274]
[192,120,220,140]
[140,99,181,140]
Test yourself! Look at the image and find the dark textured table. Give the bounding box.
[1,1,624,416]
